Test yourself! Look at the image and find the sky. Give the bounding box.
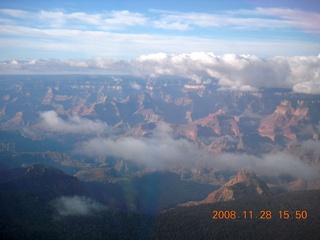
[0,0,319,90]
[0,0,319,61]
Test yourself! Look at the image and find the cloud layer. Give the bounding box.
[39,110,108,135]
[4,53,320,94]
[213,153,319,180]
[80,122,318,180]
[52,196,106,216]
[0,7,319,58]
[81,122,195,169]
[133,53,320,93]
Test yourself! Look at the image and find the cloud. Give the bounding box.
[39,110,108,135]
[0,9,31,18]
[81,122,198,169]
[52,196,107,216]
[255,8,320,35]
[2,7,319,34]
[152,9,290,31]
[1,7,319,59]
[130,82,142,90]
[1,53,320,93]
[130,53,320,93]
[80,122,318,180]
[1,9,147,30]
[213,153,319,180]
[151,7,320,36]
[103,10,147,29]
[0,25,318,59]
[301,140,320,153]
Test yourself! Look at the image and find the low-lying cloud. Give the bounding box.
[130,82,142,90]
[301,140,320,153]
[39,110,108,135]
[52,196,107,217]
[81,122,196,169]
[80,122,318,180]
[213,153,319,180]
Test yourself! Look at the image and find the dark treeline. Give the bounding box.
[1,189,319,240]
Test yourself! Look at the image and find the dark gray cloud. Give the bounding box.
[52,196,107,217]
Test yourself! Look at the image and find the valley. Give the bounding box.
[0,74,319,239]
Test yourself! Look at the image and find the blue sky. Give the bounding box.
[0,0,319,60]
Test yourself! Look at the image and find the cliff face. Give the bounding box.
[258,100,309,141]
[191,111,240,137]
[175,110,243,153]
[179,170,271,206]
[203,170,272,203]
[0,112,24,130]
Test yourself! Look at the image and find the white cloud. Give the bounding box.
[130,82,142,90]
[2,7,318,34]
[152,9,290,31]
[130,53,320,93]
[38,10,101,27]
[256,8,320,35]
[52,196,107,216]
[103,10,147,29]
[39,111,109,135]
[81,122,198,169]
[0,7,319,59]
[0,24,319,58]
[0,9,31,18]
[213,153,319,180]
[80,123,318,180]
[2,53,320,93]
[1,9,147,30]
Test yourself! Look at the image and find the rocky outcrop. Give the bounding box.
[258,100,309,141]
[0,112,24,130]
[174,109,245,153]
[137,109,163,122]
[203,170,271,203]
[179,170,271,206]
[175,110,242,150]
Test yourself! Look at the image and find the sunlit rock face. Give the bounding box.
[180,170,272,206]
[258,100,310,142]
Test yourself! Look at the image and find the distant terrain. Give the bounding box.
[0,74,319,239]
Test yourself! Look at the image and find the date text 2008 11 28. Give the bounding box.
[212,210,308,220]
